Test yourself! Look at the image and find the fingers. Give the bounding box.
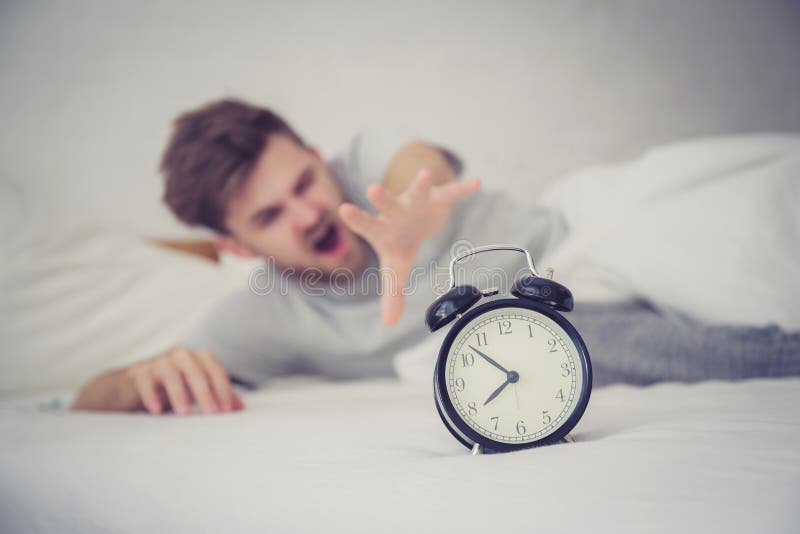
[366,184,401,217]
[231,391,246,411]
[367,169,435,216]
[408,169,433,205]
[129,349,243,416]
[154,357,191,416]
[195,351,235,413]
[171,349,218,415]
[129,368,163,415]
[434,177,481,205]
[338,203,381,242]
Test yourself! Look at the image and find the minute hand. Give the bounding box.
[468,345,509,374]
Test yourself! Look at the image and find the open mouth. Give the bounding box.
[312,223,342,255]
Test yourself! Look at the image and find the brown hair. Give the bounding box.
[161,98,304,233]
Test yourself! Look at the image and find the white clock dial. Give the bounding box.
[445,306,585,444]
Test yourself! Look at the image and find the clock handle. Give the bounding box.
[447,244,540,290]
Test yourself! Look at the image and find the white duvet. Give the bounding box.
[539,134,800,329]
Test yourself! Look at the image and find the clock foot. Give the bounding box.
[471,443,483,456]
[562,433,575,443]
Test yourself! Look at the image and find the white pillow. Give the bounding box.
[0,218,251,396]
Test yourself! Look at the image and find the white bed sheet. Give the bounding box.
[2,378,798,534]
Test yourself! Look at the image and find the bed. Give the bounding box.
[1,135,798,533]
[3,0,800,528]
[1,377,799,533]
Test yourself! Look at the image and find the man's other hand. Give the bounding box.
[339,169,481,326]
[71,348,245,415]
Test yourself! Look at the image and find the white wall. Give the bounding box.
[1,0,798,237]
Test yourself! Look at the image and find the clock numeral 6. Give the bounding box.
[468,401,478,416]
[461,353,475,367]
[516,420,527,435]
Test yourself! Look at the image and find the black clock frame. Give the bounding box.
[433,297,593,453]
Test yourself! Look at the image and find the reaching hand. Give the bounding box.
[124,348,245,415]
[71,347,245,415]
[339,169,481,326]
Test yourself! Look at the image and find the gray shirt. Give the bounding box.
[183,130,568,386]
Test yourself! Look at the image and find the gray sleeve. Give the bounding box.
[330,129,464,214]
[181,289,300,387]
[569,300,800,387]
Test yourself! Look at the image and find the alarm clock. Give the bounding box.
[426,244,592,454]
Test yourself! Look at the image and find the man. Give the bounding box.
[72,99,800,415]
[69,98,515,414]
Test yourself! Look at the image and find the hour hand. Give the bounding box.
[469,345,509,374]
[484,379,510,406]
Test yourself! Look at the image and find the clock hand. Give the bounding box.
[469,345,509,374]
[484,379,511,406]
[482,370,520,406]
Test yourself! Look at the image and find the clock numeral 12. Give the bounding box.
[497,320,512,335]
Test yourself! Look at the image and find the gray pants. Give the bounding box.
[569,300,800,388]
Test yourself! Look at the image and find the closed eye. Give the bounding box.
[294,168,314,195]
[254,206,282,226]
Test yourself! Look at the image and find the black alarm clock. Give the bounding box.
[426,245,592,454]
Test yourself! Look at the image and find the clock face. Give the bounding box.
[442,304,588,446]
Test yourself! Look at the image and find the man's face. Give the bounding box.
[223,134,369,276]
